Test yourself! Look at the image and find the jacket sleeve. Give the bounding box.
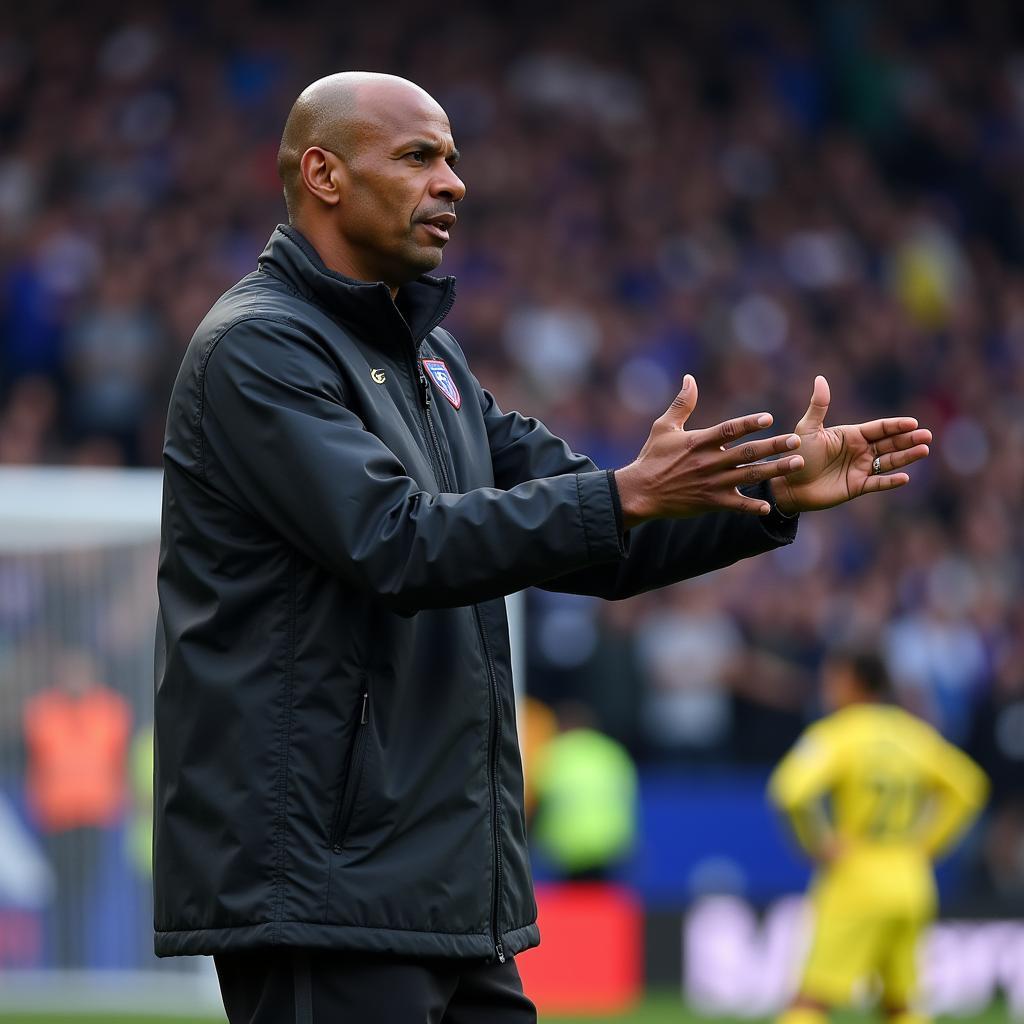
[480,385,799,600]
[198,319,626,615]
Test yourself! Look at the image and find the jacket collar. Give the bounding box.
[257,224,456,347]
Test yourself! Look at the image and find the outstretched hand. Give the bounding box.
[614,374,806,528]
[769,376,932,516]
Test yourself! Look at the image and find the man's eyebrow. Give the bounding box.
[399,138,460,162]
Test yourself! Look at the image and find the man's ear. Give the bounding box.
[299,146,346,207]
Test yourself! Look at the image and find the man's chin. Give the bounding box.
[381,245,445,288]
[409,246,445,276]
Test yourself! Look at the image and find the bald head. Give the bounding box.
[274,72,465,289]
[277,72,448,221]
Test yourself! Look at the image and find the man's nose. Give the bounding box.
[431,163,466,203]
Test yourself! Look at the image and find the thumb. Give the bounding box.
[798,375,830,431]
[664,373,698,427]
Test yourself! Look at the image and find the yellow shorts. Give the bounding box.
[800,907,927,1006]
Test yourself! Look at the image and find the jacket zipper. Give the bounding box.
[415,358,506,965]
[330,688,370,853]
[416,362,450,478]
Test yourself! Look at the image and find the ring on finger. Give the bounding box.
[872,455,883,475]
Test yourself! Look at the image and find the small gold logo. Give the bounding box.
[370,368,387,384]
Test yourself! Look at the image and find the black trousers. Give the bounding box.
[45,826,104,968]
[215,948,538,1024]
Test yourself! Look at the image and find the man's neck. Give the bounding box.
[290,218,399,299]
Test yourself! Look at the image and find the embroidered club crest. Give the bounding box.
[422,358,461,410]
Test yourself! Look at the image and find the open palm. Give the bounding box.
[771,376,932,515]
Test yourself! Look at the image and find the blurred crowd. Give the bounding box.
[2,0,1024,907]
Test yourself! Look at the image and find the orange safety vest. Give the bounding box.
[23,685,132,833]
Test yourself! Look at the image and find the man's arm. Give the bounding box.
[545,483,797,599]
[199,320,627,615]
[482,372,930,600]
[481,382,799,600]
[768,727,841,862]
[918,738,989,860]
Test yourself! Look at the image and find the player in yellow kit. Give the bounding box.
[768,648,988,1024]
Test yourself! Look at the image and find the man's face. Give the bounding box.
[332,88,465,288]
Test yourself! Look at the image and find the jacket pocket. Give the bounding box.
[328,684,370,853]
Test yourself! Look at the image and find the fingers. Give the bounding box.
[860,416,920,442]
[797,375,830,431]
[706,410,774,445]
[872,428,933,455]
[662,374,698,428]
[861,472,910,494]
[722,432,801,467]
[719,490,775,516]
[727,454,804,489]
[874,444,930,473]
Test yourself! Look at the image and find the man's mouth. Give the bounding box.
[418,211,456,243]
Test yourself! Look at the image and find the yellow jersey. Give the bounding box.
[768,703,988,916]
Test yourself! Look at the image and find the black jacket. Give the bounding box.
[154,224,797,960]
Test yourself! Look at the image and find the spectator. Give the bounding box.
[636,583,742,761]
[531,703,638,881]
[23,648,131,966]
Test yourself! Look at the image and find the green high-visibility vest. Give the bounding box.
[532,728,638,873]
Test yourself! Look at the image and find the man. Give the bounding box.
[24,648,131,967]
[154,72,931,1022]
[530,702,638,881]
[769,649,988,1024]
